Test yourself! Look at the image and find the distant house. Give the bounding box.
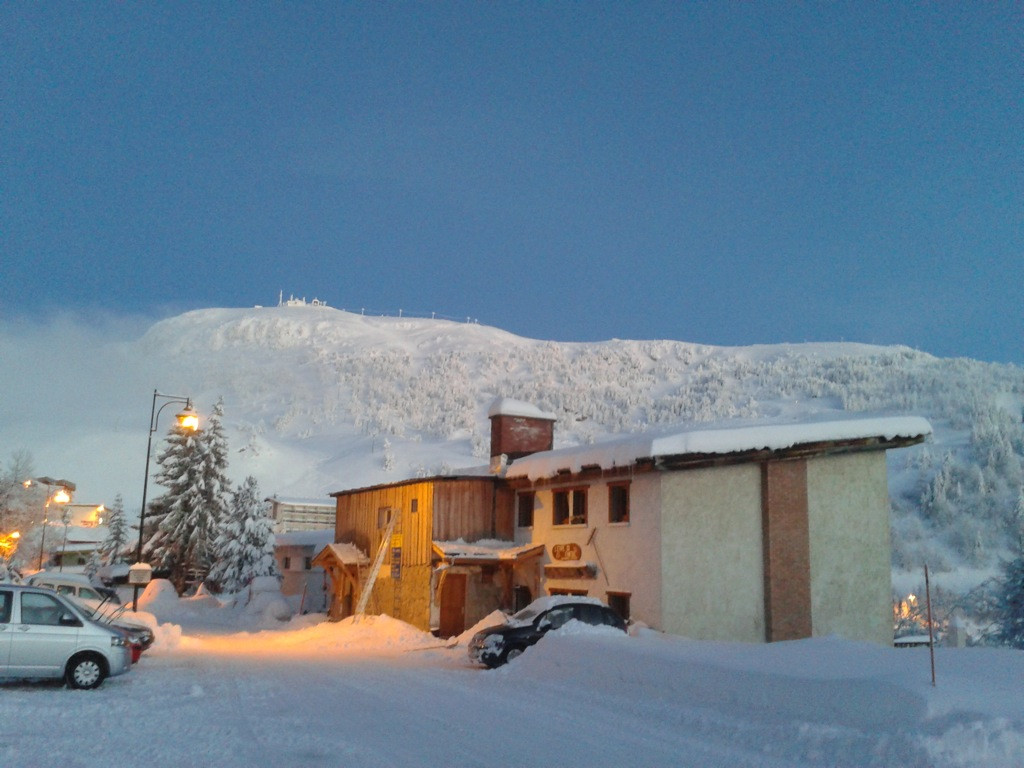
[318,398,930,644]
[274,529,335,613]
[43,503,109,571]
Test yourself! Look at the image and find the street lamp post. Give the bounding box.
[26,477,75,571]
[58,505,73,572]
[133,390,199,611]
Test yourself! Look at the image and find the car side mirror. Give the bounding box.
[59,613,81,627]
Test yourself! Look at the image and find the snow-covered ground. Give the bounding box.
[2,589,1021,768]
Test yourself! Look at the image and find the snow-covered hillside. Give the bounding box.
[2,305,1023,623]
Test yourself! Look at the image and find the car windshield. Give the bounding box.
[510,606,541,623]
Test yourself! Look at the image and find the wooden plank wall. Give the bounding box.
[432,478,514,541]
[335,481,435,567]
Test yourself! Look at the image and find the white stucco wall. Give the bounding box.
[520,474,662,624]
[806,451,892,645]
[660,464,765,642]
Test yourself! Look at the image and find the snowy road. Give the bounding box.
[2,615,1022,768]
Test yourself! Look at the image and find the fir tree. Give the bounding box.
[201,398,233,534]
[993,492,1024,648]
[146,398,234,593]
[146,419,215,593]
[99,494,129,565]
[207,476,277,593]
[84,550,102,580]
[993,552,1024,648]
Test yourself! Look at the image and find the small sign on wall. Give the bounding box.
[551,542,582,561]
[391,546,402,579]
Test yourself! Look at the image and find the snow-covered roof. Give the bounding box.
[487,397,557,421]
[265,496,334,508]
[507,415,932,481]
[274,529,336,548]
[315,542,370,566]
[434,538,545,563]
[331,465,495,497]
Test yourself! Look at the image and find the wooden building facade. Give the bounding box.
[322,475,527,636]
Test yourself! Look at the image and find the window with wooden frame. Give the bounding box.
[283,556,292,570]
[607,591,631,623]
[553,488,587,526]
[517,491,535,528]
[377,506,393,529]
[608,482,630,523]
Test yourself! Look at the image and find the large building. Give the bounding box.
[316,399,930,645]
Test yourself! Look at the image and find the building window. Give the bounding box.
[283,556,291,570]
[377,506,393,529]
[607,592,631,623]
[410,498,418,514]
[304,557,312,570]
[517,491,535,527]
[553,489,587,526]
[608,482,630,523]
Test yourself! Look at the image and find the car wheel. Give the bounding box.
[499,646,524,665]
[66,654,106,690]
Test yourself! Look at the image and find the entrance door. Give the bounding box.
[438,573,467,638]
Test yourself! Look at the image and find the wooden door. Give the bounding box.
[438,573,467,638]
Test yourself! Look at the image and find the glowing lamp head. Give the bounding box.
[176,402,200,431]
[53,489,71,504]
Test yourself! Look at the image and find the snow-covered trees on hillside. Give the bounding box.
[206,476,277,593]
[146,400,233,594]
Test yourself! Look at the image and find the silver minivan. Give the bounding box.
[0,584,132,689]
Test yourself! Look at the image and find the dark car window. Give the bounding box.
[0,590,11,623]
[20,592,76,626]
[576,604,623,628]
[540,606,574,631]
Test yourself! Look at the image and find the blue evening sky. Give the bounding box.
[2,3,1021,363]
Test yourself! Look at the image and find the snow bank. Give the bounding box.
[183,613,440,658]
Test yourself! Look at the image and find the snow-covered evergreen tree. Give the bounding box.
[146,398,234,593]
[84,550,102,580]
[201,398,233,535]
[993,552,1024,648]
[993,493,1024,648]
[207,476,277,593]
[99,494,129,565]
[146,421,214,593]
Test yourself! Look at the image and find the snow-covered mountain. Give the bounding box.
[3,304,1023,601]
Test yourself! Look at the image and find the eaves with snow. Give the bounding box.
[506,415,933,482]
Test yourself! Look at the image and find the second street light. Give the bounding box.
[132,390,199,611]
[24,477,75,571]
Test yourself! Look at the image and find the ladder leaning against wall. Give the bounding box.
[354,507,399,616]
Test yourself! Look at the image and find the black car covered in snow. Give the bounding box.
[468,595,627,668]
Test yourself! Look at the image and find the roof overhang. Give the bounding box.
[311,542,370,569]
[433,541,545,566]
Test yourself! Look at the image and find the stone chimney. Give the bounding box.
[488,398,556,463]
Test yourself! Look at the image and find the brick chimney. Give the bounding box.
[488,398,556,463]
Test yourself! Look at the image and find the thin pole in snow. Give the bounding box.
[925,563,936,687]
